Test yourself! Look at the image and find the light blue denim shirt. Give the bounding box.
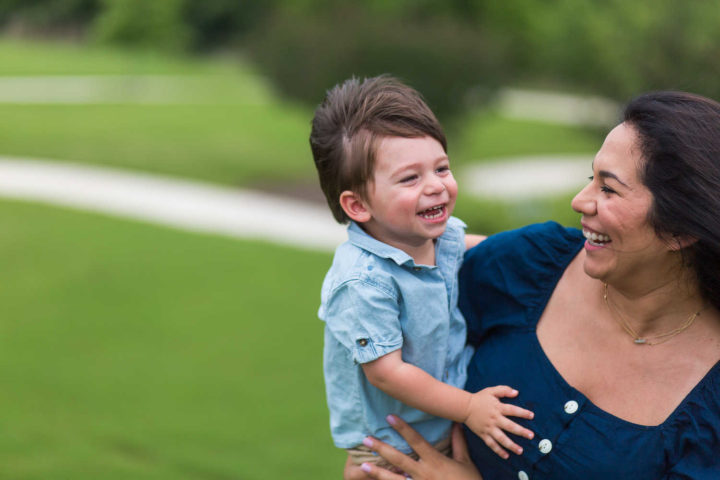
[319,217,475,452]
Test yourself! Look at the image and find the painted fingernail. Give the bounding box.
[361,463,372,473]
[363,437,374,448]
[386,414,397,425]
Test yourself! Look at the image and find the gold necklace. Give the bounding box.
[602,283,701,346]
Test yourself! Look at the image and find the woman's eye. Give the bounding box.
[600,185,615,194]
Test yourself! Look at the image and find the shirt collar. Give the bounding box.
[347,221,421,267]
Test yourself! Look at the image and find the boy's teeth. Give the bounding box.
[420,206,444,219]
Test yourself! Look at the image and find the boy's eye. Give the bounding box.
[400,174,418,183]
[436,166,450,174]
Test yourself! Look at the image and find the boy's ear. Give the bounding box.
[339,190,371,223]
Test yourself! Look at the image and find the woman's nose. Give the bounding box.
[571,183,596,215]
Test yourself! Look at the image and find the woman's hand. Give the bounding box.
[344,415,482,480]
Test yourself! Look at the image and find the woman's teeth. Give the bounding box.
[583,229,610,245]
[419,206,444,219]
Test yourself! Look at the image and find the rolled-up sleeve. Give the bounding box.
[323,278,402,364]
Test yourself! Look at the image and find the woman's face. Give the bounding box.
[571,123,676,284]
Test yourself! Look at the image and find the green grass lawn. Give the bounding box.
[0,199,345,479]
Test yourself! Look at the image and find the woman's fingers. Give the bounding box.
[358,462,407,480]
[344,457,373,480]
[450,423,471,462]
[363,434,418,476]
[385,415,437,458]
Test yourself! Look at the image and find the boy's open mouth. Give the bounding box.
[583,228,611,247]
[418,205,445,219]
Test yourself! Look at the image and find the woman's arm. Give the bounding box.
[465,234,487,250]
[344,416,483,480]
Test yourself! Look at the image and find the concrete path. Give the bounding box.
[461,154,592,199]
[0,157,347,252]
[0,155,592,252]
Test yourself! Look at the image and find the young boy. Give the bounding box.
[310,76,534,467]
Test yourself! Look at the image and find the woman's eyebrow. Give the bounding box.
[598,169,629,187]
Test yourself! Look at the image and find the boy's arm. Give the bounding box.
[362,350,535,459]
[464,234,487,250]
[362,350,471,422]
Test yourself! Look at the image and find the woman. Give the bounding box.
[347,91,720,479]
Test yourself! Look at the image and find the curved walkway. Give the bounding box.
[0,155,592,252]
[0,157,347,252]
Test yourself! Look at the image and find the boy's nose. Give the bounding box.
[424,177,446,195]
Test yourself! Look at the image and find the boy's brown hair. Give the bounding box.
[309,75,447,223]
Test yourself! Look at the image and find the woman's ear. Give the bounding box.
[667,233,698,251]
[339,190,372,223]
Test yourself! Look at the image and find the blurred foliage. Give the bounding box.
[91,0,189,51]
[1,0,719,116]
[0,0,98,31]
[243,4,504,119]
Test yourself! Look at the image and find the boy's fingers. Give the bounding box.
[482,434,510,459]
[499,417,535,440]
[491,429,523,456]
[501,404,535,420]
[485,385,518,398]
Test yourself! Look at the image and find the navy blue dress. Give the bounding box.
[459,222,720,480]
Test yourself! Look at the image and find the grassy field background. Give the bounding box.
[0,38,602,478]
[0,199,341,479]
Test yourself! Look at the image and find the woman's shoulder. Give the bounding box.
[463,221,583,279]
[459,222,584,336]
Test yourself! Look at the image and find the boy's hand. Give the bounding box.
[463,386,534,459]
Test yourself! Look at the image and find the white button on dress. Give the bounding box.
[518,470,529,480]
[564,400,579,414]
[538,438,553,454]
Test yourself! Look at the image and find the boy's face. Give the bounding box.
[362,135,458,251]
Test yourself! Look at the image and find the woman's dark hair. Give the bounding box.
[624,91,720,310]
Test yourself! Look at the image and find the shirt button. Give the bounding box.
[357,338,368,347]
[564,400,579,414]
[518,471,529,480]
[538,439,552,454]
